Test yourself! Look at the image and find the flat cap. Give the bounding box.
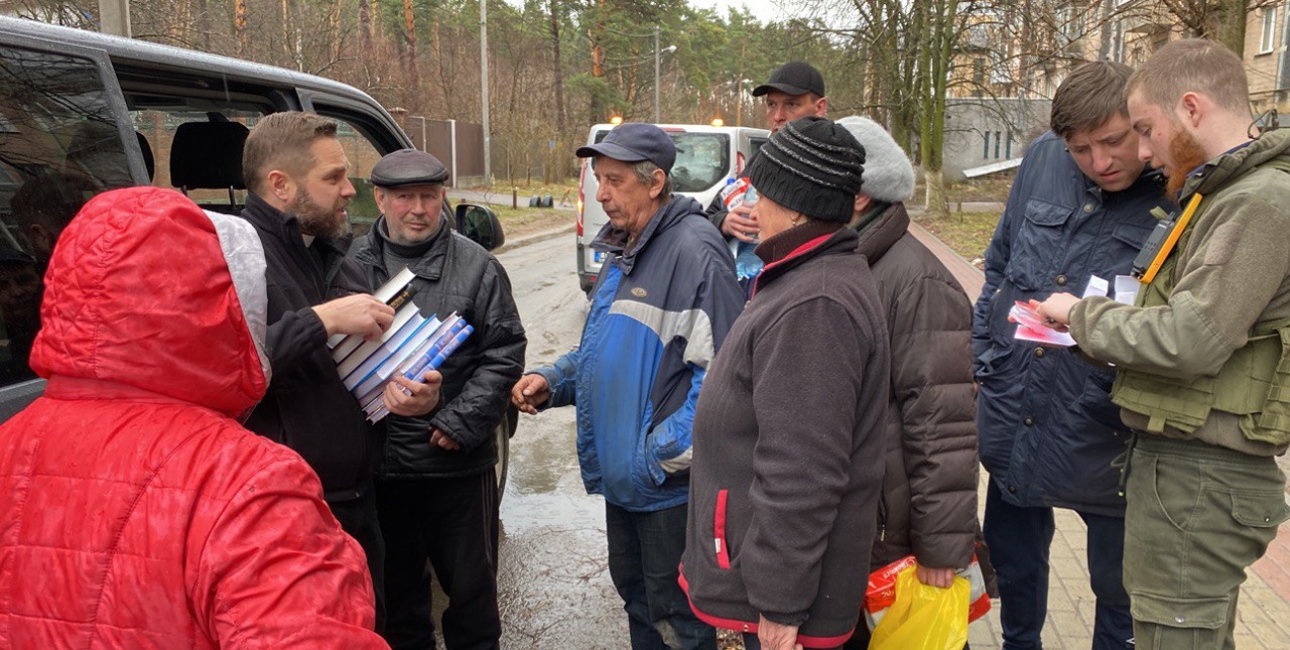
[370,148,449,187]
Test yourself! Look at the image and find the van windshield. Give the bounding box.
[593,130,729,193]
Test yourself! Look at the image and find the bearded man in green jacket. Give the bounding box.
[1037,39,1290,650]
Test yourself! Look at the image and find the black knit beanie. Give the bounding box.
[748,116,866,223]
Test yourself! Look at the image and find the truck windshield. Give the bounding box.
[593,130,730,193]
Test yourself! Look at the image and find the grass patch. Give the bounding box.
[469,180,579,198]
[490,205,574,240]
[915,211,1002,262]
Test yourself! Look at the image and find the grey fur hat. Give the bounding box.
[836,115,914,204]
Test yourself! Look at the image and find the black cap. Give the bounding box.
[752,61,826,98]
[370,148,449,187]
[575,123,676,174]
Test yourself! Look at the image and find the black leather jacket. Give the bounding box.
[350,217,526,478]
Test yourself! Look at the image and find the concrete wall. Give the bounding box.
[942,97,1051,181]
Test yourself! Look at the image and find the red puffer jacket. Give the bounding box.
[0,187,387,649]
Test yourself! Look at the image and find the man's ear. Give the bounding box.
[816,96,829,118]
[373,186,387,211]
[266,169,295,203]
[649,169,667,199]
[1179,91,1204,127]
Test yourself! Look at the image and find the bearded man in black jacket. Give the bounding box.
[239,112,443,632]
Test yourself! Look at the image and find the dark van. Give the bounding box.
[0,17,515,485]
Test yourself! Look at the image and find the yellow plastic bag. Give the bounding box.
[868,566,970,650]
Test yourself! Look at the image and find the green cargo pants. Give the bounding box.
[1122,435,1290,650]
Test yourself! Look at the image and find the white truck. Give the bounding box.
[575,122,770,293]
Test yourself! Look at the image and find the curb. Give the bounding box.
[495,223,575,255]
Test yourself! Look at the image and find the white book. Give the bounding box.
[327,266,416,351]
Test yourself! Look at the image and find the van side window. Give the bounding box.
[0,45,128,384]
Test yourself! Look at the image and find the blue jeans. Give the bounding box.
[606,502,717,650]
[983,479,1133,650]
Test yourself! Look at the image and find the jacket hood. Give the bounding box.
[1185,128,1290,198]
[30,187,270,418]
[854,201,909,265]
[591,194,705,274]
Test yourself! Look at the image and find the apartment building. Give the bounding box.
[943,1,1290,179]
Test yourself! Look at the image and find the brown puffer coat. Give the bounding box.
[855,201,980,571]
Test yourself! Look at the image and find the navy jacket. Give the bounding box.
[972,132,1174,516]
[532,195,744,512]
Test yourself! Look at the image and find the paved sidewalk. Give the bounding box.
[909,220,1290,649]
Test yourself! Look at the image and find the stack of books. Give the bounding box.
[329,267,473,423]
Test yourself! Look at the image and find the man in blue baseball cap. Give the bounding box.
[512,123,744,650]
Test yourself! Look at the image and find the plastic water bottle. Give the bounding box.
[734,186,763,283]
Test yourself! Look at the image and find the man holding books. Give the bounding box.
[350,148,526,650]
[239,112,443,633]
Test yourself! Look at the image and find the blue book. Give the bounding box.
[365,323,474,422]
[341,312,436,390]
[352,316,463,400]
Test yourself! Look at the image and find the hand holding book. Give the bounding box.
[313,293,395,341]
[382,369,442,418]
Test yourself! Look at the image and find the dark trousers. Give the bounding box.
[329,486,386,633]
[606,502,717,650]
[983,479,1133,650]
[376,472,501,650]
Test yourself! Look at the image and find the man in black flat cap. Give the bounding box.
[707,61,829,282]
[513,123,743,650]
[350,148,527,650]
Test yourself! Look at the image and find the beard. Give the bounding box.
[1165,129,1209,197]
[290,189,350,240]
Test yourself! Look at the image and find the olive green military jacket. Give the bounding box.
[1070,128,1290,456]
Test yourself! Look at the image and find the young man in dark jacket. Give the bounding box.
[349,148,526,650]
[239,112,442,630]
[513,123,744,650]
[836,115,980,649]
[973,63,1173,650]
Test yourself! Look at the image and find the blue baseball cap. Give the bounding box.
[576,123,676,174]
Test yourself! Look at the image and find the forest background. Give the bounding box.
[8,0,1268,214]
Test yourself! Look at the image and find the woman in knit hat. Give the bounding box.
[680,116,892,650]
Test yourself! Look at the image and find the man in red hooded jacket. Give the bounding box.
[0,186,394,649]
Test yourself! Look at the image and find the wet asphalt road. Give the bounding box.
[493,234,630,649]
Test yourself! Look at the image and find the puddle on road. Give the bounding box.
[500,408,603,537]
[496,406,629,648]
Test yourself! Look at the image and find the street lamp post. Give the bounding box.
[653,27,676,124]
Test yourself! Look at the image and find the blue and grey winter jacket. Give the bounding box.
[972,132,1174,516]
[533,195,744,512]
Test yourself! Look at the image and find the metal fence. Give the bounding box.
[396,113,487,187]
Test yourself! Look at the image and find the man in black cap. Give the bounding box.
[512,123,743,650]
[707,61,829,279]
[349,148,526,650]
